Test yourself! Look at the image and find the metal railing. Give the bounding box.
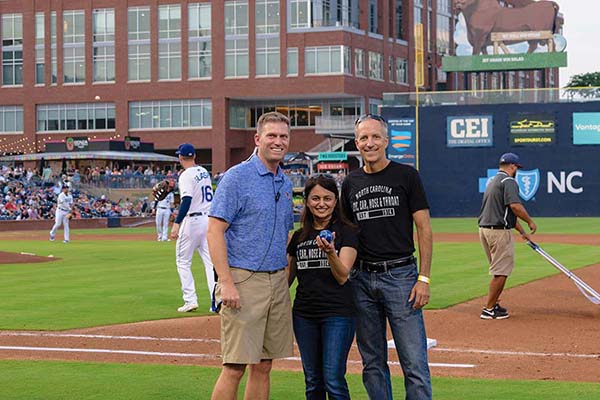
[82,175,169,189]
[383,87,600,107]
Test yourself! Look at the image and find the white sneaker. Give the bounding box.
[49,232,55,242]
[177,303,198,313]
[63,240,69,243]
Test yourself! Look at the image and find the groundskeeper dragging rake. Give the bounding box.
[526,241,600,305]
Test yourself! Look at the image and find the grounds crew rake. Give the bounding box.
[526,241,600,305]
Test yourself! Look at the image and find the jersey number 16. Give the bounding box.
[201,185,213,202]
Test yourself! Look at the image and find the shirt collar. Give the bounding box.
[251,154,284,180]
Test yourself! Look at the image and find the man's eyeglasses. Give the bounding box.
[354,114,387,127]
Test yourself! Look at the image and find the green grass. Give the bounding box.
[431,217,600,234]
[2,219,600,329]
[0,360,598,400]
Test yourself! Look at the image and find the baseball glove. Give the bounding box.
[151,179,172,201]
[66,213,73,220]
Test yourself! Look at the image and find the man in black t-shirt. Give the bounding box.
[341,114,432,400]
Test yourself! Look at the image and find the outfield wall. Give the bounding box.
[382,101,600,217]
[0,217,154,232]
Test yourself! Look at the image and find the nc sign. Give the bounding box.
[447,115,493,147]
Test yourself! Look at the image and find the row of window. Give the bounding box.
[1,97,366,133]
[1,2,422,85]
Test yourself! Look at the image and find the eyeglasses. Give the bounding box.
[309,173,335,179]
[355,114,387,127]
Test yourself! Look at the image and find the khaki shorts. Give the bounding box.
[479,228,515,276]
[215,267,293,364]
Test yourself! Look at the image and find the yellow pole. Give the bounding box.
[414,23,424,171]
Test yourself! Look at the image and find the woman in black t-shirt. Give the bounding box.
[287,174,358,400]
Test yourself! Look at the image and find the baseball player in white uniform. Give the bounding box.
[50,185,74,243]
[154,191,174,241]
[170,143,216,313]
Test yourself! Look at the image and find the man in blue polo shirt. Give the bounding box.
[208,111,294,400]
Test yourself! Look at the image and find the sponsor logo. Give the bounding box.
[573,112,600,145]
[65,137,88,151]
[479,168,584,200]
[516,169,540,201]
[447,115,493,147]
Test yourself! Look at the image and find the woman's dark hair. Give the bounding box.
[297,174,354,242]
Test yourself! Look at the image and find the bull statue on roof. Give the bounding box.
[455,0,561,55]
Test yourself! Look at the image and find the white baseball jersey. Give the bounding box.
[178,165,212,214]
[156,192,174,208]
[57,192,74,211]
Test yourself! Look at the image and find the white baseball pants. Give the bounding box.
[155,208,171,241]
[50,209,70,241]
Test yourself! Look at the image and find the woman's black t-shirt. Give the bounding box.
[287,220,358,319]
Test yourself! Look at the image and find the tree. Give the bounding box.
[565,72,600,99]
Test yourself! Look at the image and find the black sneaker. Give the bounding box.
[480,304,509,320]
[495,303,507,313]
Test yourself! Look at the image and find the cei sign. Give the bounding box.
[447,115,493,147]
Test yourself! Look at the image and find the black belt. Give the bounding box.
[480,225,509,230]
[59,208,70,212]
[357,256,416,273]
[158,207,168,209]
[188,211,206,217]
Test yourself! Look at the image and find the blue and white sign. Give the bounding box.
[387,118,416,167]
[478,168,540,201]
[447,115,493,147]
[573,112,600,145]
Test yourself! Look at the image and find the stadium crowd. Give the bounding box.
[0,165,150,221]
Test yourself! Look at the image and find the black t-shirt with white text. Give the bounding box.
[287,220,358,319]
[341,161,429,262]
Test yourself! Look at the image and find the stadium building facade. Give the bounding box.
[0,0,560,172]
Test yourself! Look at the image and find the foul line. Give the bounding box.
[0,332,220,344]
[0,345,221,359]
[433,347,600,359]
[0,346,474,368]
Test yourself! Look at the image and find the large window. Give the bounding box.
[287,48,298,76]
[230,98,362,129]
[395,0,405,40]
[51,12,57,84]
[35,13,45,85]
[63,10,85,83]
[368,51,383,81]
[436,0,451,55]
[2,14,23,86]
[129,99,212,129]
[369,0,378,34]
[256,37,280,77]
[189,3,211,79]
[128,7,151,81]
[395,57,407,84]
[305,46,351,75]
[256,0,279,77]
[37,103,115,132]
[354,49,365,77]
[158,4,181,80]
[289,0,359,29]
[93,9,115,82]
[0,106,23,133]
[225,1,248,78]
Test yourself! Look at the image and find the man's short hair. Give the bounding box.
[257,111,290,135]
[354,114,388,138]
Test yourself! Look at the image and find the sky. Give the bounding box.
[453,1,598,87]
[555,0,599,86]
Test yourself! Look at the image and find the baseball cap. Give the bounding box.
[176,143,195,157]
[499,152,522,168]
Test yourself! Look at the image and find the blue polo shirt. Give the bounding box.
[209,155,294,272]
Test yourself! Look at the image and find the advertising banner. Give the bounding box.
[447,115,493,147]
[509,113,556,145]
[442,52,567,72]
[124,136,142,151]
[573,113,600,145]
[387,118,416,167]
[65,136,89,151]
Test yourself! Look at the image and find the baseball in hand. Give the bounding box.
[319,230,333,243]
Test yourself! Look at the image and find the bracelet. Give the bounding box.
[417,275,430,285]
